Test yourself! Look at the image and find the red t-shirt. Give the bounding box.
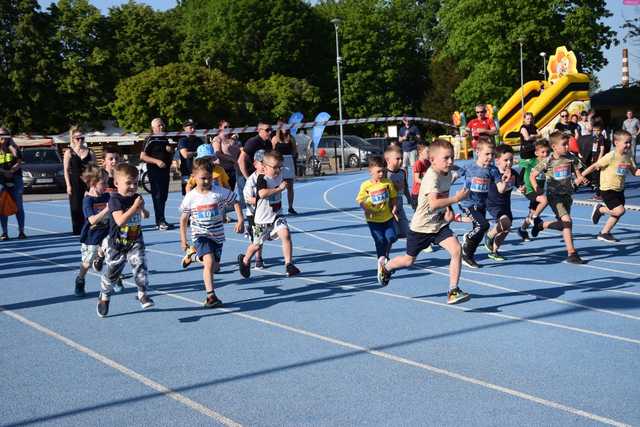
[467,118,496,148]
[411,159,431,195]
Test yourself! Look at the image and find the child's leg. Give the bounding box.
[202,253,214,293]
[463,207,490,255]
[367,221,387,258]
[126,241,149,295]
[557,214,576,254]
[277,226,293,264]
[492,215,512,250]
[383,220,398,258]
[100,245,127,297]
[243,243,261,265]
[385,254,416,271]
[600,205,625,234]
[395,203,409,238]
[438,236,462,289]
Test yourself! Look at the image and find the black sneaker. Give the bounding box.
[462,254,480,268]
[157,221,173,231]
[591,203,604,225]
[18,232,27,239]
[285,263,301,277]
[517,227,531,242]
[93,254,105,272]
[531,217,543,238]
[288,208,298,215]
[254,258,264,269]
[74,276,86,297]
[238,254,251,278]
[203,293,223,308]
[137,294,155,309]
[461,232,471,255]
[597,233,619,243]
[565,253,586,265]
[96,294,109,318]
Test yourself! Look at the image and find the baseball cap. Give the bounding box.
[254,149,266,162]
[183,118,196,128]
[196,144,217,160]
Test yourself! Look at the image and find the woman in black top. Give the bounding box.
[519,112,539,159]
[64,126,96,234]
[0,128,26,240]
[271,121,298,214]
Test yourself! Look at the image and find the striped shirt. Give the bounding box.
[180,186,236,243]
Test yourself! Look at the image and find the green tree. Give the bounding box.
[315,0,434,119]
[0,0,61,132]
[437,0,617,113]
[245,75,320,120]
[422,55,463,123]
[111,63,244,132]
[107,1,179,79]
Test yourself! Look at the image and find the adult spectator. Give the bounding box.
[519,112,539,159]
[177,118,203,195]
[398,118,420,174]
[63,126,96,235]
[271,120,299,214]
[140,118,173,230]
[238,121,271,179]
[0,128,26,240]
[554,109,580,139]
[211,120,240,195]
[623,110,639,162]
[465,104,497,154]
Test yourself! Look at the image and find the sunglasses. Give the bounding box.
[74,136,85,140]
[560,115,568,118]
[264,163,281,170]
[259,127,272,132]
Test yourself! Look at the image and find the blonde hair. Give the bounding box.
[69,125,83,144]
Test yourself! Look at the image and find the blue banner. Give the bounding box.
[312,112,331,151]
[288,112,304,136]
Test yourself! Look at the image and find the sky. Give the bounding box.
[37,0,639,91]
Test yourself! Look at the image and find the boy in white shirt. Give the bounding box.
[242,149,266,268]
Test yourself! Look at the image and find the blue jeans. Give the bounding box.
[367,219,397,258]
[1,174,25,234]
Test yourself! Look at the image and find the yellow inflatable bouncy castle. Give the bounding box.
[498,46,590,145]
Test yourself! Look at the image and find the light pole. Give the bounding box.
[331,17,345,172]
[539,52,547,81]
[518,37,525,118]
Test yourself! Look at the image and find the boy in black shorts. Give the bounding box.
[517,140,550,241]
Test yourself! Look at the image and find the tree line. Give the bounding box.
[0,0,620,134]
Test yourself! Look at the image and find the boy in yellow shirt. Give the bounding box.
[583,130,639,243]
[356,156,398,275]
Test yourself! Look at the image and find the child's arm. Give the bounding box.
[179,211,190,251]
[428,187,468,210]
[257,181,287,199]
[402,171,411,201]
[233,202,245,233]
[112,195,144,226]
[495,168,511,193]
[580,162,600,177]
[88,205,110,226]
[390,197,399,221]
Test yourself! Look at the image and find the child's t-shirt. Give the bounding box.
[108,193,143,250]
[186,165,230,189]
[103,171,117,193]
[387,168,408,200]
[487,167,521,211]
[533,154,580,196]
[243,172,259,216]
[80,193,110,245]
[518,158,545,194]
[596,152,638,192]
[410,167,452,234]
[180,186,236,243]
[458,163,502,209]
[254,174,283,225]
[411,159,430,195]
[356,178,397,223]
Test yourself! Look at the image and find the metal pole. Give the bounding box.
[519,39,525,118]
[332,18,345,172]
[540,52,547,81]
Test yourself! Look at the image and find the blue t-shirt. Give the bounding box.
[487,167,521,211]
[399,125,420,152]
[458,163,502,209]
[108,193,143,250]
[79,193,110,245]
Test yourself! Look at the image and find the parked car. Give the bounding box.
[20,146,65,192]
[365,137,393,152]
[317,135,382,168]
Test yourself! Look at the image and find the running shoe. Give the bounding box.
[157,221,173,231]
[0,233,8,241]
[462,232,471,254]
[17,232,27,239]
[531,217,543,238]
[597,233,619,243]
[137,293,155,309]
[484,234,494,253]
[113,277,124,293]
[517,227,531,242]
[285,263,301,277]
[565,253,585,265]
[96,294,109,318]
[591,203,604,225]
[487,251,505,262]
[238,254,251,278]
[447,287,471,305]
[203,293,223,308]
[254,258,264,269]
[377,261,392,287]
[74,276,86,297]
[93,254,105,272]
[462,254,480,269]
[182,246,197,268]
[288,208,298,215]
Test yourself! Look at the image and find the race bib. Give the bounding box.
[370,188,389,204]
[616,163,630,176]
[552,165,571,180]
[591,142,599,153]
[469,177,489,193]
[194,203,219,219]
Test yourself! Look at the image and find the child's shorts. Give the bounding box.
[525,191,544,210]
[406,225,454,257]
[548,193,572,219]
[81,243,100,265]
[252,217,288,246]
[601,190,625,210]
[194,237,223,262]
[487,206,513,222]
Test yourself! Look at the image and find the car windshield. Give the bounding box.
[22,149,61,164]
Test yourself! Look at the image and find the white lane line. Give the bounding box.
[0,307,242,427]
[0,247,632,427]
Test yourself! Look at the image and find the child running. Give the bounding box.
[517,140,550,241]
[102,146,120,193]
[530,131,588,264]
[459,137,509,268]
[237,150,301,278]
[378,139,471,304]
[97,163,154,317]
[356,155,398,274]
[385,145,411,238]
[410,142,430,211]
[583,129,639,242]
[179,158,244,308]
[242,149,266,268]
[484,144,522,261]
[75,166,110,297]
